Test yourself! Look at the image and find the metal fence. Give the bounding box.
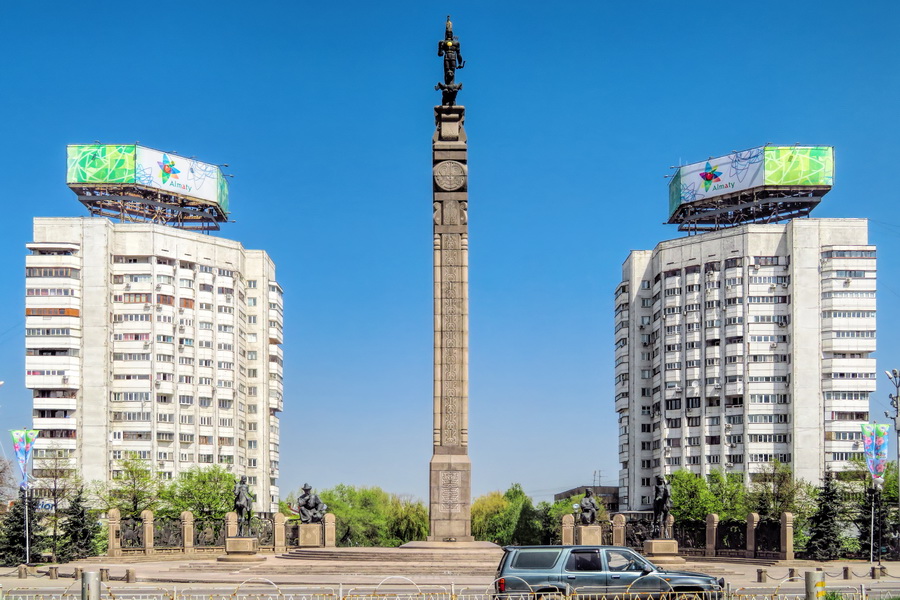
[6,588,900,600]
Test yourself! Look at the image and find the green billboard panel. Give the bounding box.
[66,145,136,184]
[764,146,834,186]
[217,171,229,214]
[668,169,683,217]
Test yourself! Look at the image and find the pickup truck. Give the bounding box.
[495,545,724,597]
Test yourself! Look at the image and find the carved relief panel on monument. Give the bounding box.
[433,160,467,192]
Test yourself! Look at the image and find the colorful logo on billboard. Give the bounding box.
[861,423,889,482]
[699,162,722,191]
[157,154,181,184]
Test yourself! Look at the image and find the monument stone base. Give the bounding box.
[642,539,685,565]
[402,540,497,549]
[218,536,265,562]
[575,525,602,545]
[299,524,323,547]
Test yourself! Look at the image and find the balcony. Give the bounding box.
[268,326,283,345]
[33,416,76,429]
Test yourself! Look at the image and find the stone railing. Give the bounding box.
[561,512,793,560]
[107,509,336,557]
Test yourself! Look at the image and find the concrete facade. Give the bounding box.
[429,105,473,541]
[615,219,875,510]
[27,218,283,512]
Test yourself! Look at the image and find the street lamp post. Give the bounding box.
[885,370,900,532]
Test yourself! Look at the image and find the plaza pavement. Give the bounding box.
[3,554,900,592]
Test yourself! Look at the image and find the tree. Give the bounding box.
[750,460,805,519]
[319,484,390,546]
[471,491,509,542]
[0,488,43,566]
[386,495,428,545]
[32,446,79,562]
[471,484,541,545]
[857,481,891,560]
[58,487,101,562]
[93,453,160,518]
[0,457,15,503]
[806,472,842,560]
[669,470,716,521]
[707,469,749,520]
[158,466,234,519]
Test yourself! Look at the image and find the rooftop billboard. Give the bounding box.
[66,145,229,214]
[668,146,833,217]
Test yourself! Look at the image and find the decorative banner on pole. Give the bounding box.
[861,423,890,481]
[10,430,39,488]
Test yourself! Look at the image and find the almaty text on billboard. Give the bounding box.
[668,146,833,217]
[66,145,229,215]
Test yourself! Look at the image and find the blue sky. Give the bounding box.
[1,1,899,504]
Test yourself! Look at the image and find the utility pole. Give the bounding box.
[885,370,900,532]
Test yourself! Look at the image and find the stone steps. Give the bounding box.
[280,548,502,562]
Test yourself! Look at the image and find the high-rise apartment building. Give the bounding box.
[27,218,283,512]
[615,219,875,510]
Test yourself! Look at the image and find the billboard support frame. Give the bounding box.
[667,145,834,232]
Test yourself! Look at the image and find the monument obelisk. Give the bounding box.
[429,16,473,542]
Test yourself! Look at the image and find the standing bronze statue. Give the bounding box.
[579,488,600,525]
[435,16,465,106]
[233,475,256,537]
[652,475,672,538]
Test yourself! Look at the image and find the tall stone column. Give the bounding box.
[428,104,473,542]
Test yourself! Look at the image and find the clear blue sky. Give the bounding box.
[1,1,898,504]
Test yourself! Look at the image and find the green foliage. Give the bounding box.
[93,453,160,518]
[856,484,891,558]
[58,487,101,562]
[158,465,235,519]
[0,489,44,566]
[386,495,429,544]
[669,470,716,521]
[806,473,842,560]
[472,491,508,541]
[316,484,427,547]
[840,535,861,555]
[749,460,814,521]
[471,484,541,545]
[707,470,749,520]
[93,522,109,556]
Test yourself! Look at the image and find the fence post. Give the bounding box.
[107,508,121,557]
[324,513,336,547]
[757,569,767,583]
[561,514,575,545]
[705,513,718,557]
[181,511,194,554]
[141,509,154,556]
[746,512,759,559]
[781,512,794,560]
[612,514,626,546]
[665,514,674,540]
[226,511,238,538]
[274,513,286,554]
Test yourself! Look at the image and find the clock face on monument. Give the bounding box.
[433,161,467,191]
